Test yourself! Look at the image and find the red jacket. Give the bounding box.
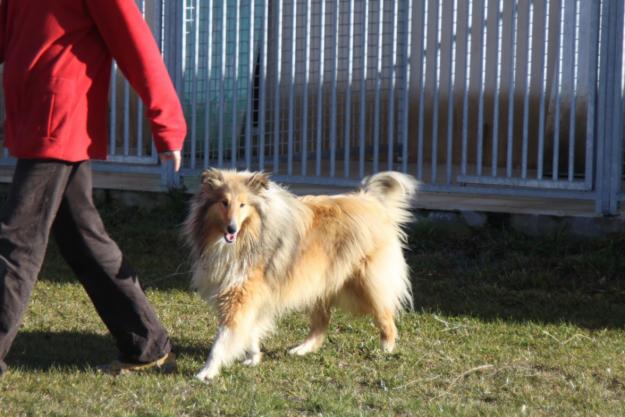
[0,0,187,161]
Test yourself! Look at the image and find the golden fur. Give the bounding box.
[183,168,418,381]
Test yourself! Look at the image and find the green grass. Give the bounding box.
[2,194,625,416]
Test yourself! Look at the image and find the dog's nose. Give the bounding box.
[227,223,237,234]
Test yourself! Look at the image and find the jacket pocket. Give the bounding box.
[26,77,77,140]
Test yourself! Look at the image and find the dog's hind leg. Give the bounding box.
[360,242,409,353]
[373,308,398,353]
[242,338,262,366]
[242,316,272,366]
[289,302,331,356]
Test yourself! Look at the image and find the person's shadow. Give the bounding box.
[6,331,209,372]
[6,331,116,371]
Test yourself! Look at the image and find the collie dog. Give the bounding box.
[183,169,418,381]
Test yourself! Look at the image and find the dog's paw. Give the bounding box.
[381,339,396,353]
[242,352,263,366]
[195,368,218,383]
[289,341,317,356]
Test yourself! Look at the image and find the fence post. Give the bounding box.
[610,0,625,214]
[161,0,185,189]
[596,0,624,215]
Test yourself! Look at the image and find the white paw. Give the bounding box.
[242,352,262,366]
[381,339,395,353]
[288,340,317,356]
[195,368,218,382]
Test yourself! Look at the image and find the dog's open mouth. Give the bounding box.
[224,232,238,244]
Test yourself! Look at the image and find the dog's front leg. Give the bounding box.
[196,325,247,382]
[242,337,262,366]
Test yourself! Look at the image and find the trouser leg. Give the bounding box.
[51,161,171,363]
[0,160,73,372]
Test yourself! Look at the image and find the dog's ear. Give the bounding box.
[246,172,269,192]
[201,168,225,190]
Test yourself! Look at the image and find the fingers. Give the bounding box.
[159,150,182,172]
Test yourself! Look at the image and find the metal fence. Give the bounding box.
[177,0,413,186]
[0,0,624,215]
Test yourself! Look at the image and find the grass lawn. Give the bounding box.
[2,192,625,416]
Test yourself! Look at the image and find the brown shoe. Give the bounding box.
[97,352,177,375]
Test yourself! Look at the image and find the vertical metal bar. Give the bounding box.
[387,0,398,171]
[400,0,413,173]
[417,0,428,180]
[552,0,564,180]
[152,0,165,160]
[505,2,518,178]
[431,0,441,183]
[609,0,625,212]
[218,1,227,167]
[461,0,473,177]
[258,0,269,170]
[358,0,369,178]
[521,1,534,179]
[137,0,146,157]
[231,0,240,168]
[302,0,312,175]
[110,62,118,156]
[584,0,600,189]
[537,0,549,179]
[344,0,355,178]
[204,0,214,169]
[566,0,578,182]
[596,0,614,213]
[329,0,339,178]
[163,0,184,187]
[445,0,457,184]
[476,0,487,176]
[287,0,297,176]
[315,1,326,176]
[372,0,384,174]
[491,0,503,177]
[190,0,200,170]
[273,0,283,173]
[245,0,256,170]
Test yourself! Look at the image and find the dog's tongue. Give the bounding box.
[224,232,237,243]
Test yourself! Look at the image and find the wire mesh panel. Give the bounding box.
[180,0,413,185]
[615,0,625,202]
[0,0,624,213]
[108,0,164,164]
[409,0,601,192]
[180,0,262,171]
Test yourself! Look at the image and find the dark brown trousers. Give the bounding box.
[0,159,171,374]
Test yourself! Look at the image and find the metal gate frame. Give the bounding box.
[0,0,625,215]
[596,0,624,215]
[165,0,625,215]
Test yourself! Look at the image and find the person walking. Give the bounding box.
[0,0,187,376]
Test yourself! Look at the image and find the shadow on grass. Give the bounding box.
[9,187,625,332]
[5,331,211,372]
[6,331,116,371]
[407,221,625,330]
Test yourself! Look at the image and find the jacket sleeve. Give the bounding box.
[85,0,187,153]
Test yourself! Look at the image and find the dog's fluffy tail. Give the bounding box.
[362,171,418,231]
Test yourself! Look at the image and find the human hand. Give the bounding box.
[159,150,182,172]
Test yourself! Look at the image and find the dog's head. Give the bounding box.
[185,168,270,254]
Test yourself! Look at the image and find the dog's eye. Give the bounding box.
[240,203,246,208]
[222,200,229,207]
